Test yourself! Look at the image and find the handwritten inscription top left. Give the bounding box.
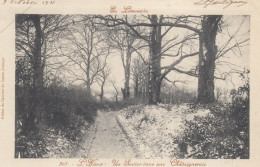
[1,0,55,5]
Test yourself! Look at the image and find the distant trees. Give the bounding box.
[109,26,133,100]
[131,57,149,102]
[108,25,145,100]
[160,81,196,104]
[97,66,111,102]
[97,15,201,104]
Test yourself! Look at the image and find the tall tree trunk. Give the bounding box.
[123,47,131,100]
[134,74,139,98]
[197,15,222,104]
[148,15,162,105]
[28,15,43,132]
[86,54,91,94]
[32,15,43,92]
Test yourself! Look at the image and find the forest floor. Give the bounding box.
[43,104,211,158]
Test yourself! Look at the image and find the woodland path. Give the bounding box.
[76,110,136,158]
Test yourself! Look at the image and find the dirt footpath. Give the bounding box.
[77,110,136,158]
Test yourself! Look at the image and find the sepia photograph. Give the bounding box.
[15,14,250,159]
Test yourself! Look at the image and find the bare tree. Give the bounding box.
[108,25,145,100]
[110,79,120,103]
[97,66,111,102]
[56,16,110,94]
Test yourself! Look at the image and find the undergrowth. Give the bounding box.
[175,70,249,159]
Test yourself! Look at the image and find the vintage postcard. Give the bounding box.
[0,0,259,167]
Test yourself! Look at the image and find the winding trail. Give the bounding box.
[76,110,136,158]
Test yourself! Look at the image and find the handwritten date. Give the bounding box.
[2,0,55,5]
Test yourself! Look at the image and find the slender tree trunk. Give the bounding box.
[115,95,118,103]
[100,80,105,102]
[197,15,222,104]
[124,47,131,100]
[134,74,139,98]
[86,55,91,94]
[100,89,104,102]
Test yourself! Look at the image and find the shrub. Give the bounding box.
[15,77,99,158]
[175,109,248,159]
[15,130,47,158]
[175,70,249,159]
